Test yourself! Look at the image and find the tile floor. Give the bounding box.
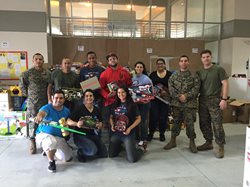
[0,122,247,187]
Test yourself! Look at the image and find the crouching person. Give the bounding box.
[35,90,73,173]
[109,86,143,163]
[67,89,108,162]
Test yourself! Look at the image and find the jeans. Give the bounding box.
[136,103,150,141]
[149,99,169,134]
[109,131,143,163]
[74,134,108,158]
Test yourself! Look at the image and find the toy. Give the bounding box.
[129,84,155,103]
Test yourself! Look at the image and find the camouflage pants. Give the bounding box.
[26,105,41,139]
[198,96,225,145]
[171,107,196,139]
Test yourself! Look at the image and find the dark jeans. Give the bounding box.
[74,134,108,158]
[136,103,150,141]
[109,131,143,163]
[149,99,169,135]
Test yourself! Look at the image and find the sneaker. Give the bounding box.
[77,150,86,163]
[138,141,144,146]
[29,138,37,154]
[48,160,56,173]
[160,134,165,142]
[146,133,154,141]
[42,151,46,156]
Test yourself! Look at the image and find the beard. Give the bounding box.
[110,63,118,68]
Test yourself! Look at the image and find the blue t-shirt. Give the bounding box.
[132,74,152,86]
[79,66,105,82]
[36,104,70,137]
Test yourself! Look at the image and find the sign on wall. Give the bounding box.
[0,51,28,80]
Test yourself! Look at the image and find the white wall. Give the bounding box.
[0,0,46,12]
[232,38,250,75]
[235,0,250,20]
[0,32,48,68]
[220,38,233,75]
[223,0,235,22]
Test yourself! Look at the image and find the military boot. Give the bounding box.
[215,144,224,158]
[189,139,198,153]
[29,138,37,154]
[197,140,213,151]
[163,136,176,150]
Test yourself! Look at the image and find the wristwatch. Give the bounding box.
[221,96,230,101]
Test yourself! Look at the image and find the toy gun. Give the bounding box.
[61,87,83,101]
[30,118,86,136]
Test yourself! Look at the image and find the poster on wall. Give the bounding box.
[0,51,28,80]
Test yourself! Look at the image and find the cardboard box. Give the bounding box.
[0,92,13,112]
[223,104,237,123]
[80,76,101,92]
[243,126,250,187]
[230,100,250,124]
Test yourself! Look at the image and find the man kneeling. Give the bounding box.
[35,90,73,173]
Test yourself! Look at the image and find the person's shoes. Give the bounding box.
[215,144,224,159]
[146,133,154,141]
[197,141,213,151]
[48,160,56,173]
[77,150,87,163]
[138,141,147,152]
[42,151,46,156]
[29,138,37,154]
[163,136,176,150]
[189,139,198,153]
[159,134,166,142]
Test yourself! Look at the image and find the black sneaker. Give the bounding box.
[160,134,166,142]
[146,133,154,141]
[42,151,46,156]
[48,160,56,173]
[77,150,86,163]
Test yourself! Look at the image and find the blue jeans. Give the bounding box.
[74,134,108,157]
[109,131,143,163]
[149,99,169,134]
[136,103,150,141]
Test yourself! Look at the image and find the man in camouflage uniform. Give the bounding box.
[197,49,229,158]
[163,55,200,153]
[19,53,51,154]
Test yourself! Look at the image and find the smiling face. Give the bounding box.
[52,93,65,108]
[135,63,144,75]
[156,60,166,72]
[108,56,118,68]
[117,88,127,102]
[61,58,72,73]
[84,91,94,104]
[87,53,97,67]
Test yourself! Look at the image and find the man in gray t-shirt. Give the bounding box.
[48,58,80,111]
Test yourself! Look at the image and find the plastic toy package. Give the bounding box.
[129,84,155,103]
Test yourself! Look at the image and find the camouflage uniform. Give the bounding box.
[169,70,200,139]
[197,65,229,146]
[19,67,51,138]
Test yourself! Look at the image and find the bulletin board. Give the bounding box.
[0,51,28,80]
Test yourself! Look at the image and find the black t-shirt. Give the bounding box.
[69,104,102,135]
[149,70,172,88]
[110,102,140,131]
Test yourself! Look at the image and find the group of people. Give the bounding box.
[19,49,229,173]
